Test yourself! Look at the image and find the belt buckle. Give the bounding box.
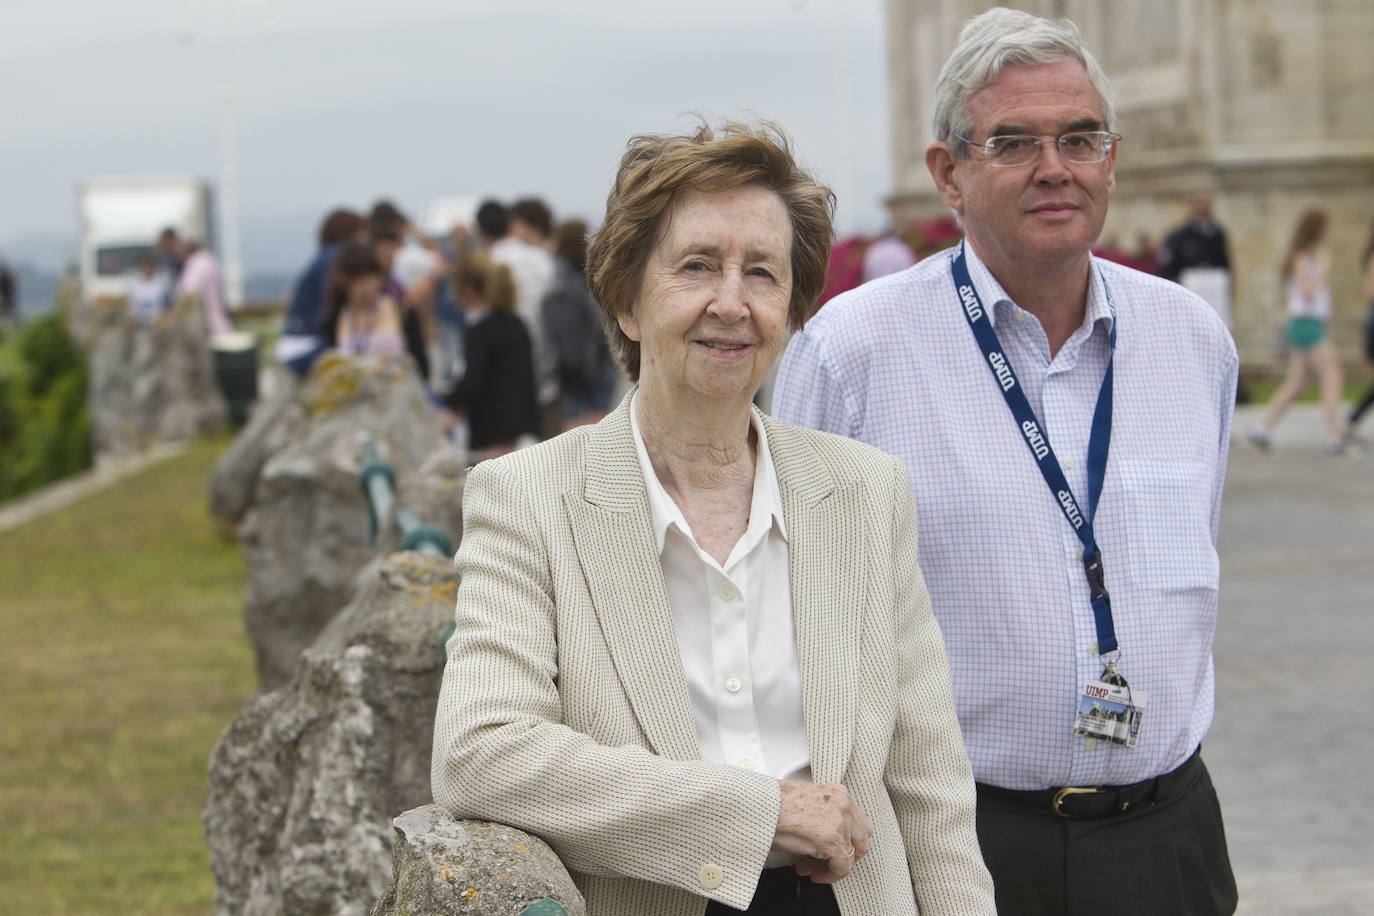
[1051,786,1102,817]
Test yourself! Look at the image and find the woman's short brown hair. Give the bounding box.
[586,120,836,381]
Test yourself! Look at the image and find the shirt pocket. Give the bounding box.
[1116,459,1218,592]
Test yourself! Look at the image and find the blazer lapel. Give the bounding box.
[766,417,863,785]
[564,396,702,761]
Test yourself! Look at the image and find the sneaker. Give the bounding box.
[1246,427,1271,452]
[1327,439,1347,456]
[1337,426,1364,450]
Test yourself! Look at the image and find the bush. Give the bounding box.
[0,314,92,502]
[0,349,25,449]
[18,313,83,397]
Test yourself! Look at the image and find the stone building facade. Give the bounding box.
[884,0,1374,369]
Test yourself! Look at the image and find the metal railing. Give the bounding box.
[358,440,454,557]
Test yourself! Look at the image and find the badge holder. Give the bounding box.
[1074,653,1147,748]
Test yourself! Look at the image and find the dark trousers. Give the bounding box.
[1350,383,1374,427]
[976,753,1238,915]
[704,868,841,915]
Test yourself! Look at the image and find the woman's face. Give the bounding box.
[621,184,793,405]
[346,272,383,304]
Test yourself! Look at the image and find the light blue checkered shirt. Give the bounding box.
[774,244,1238,790]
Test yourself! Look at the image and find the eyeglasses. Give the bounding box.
[953,130,1122,167]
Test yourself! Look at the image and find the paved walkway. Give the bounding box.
[0,442,189,534]
[1211,405,1374,914]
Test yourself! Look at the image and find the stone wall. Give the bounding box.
[1106,168,1374,372]
[86,297,227,458]
[205,552,459,916]
[213,352,450,691]
[204,344,491,915]
[369,808,585,916]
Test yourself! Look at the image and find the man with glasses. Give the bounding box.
[775,8,1238,914]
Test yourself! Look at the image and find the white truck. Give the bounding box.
[77,176,214,303]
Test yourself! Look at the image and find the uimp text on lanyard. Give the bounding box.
[951,243,1146,746]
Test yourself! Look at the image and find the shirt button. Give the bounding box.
[737,757,756,771]
[1064,457,1076,468]
[718,584,737,601]
[725,675,743,693]
[699,863,724,890]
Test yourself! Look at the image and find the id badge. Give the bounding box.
[1073,678,1147,747]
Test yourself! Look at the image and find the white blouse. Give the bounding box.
[629,395,812,794]
[1287,250,1332,320]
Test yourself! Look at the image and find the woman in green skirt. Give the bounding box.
[1249,208,1348,453]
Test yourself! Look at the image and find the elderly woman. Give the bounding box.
[431,122,994,916]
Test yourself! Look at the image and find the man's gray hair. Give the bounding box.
[932,8,1116,154]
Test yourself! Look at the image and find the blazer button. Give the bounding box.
[698,863,724,890]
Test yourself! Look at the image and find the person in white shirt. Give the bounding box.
[432,121,994,916]
[129,255,170,325]
[1249,208,1347,453]
[510,198,567,437]
[481,199,560,433]
[774,9,1239,914]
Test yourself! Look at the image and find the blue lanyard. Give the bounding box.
[951,244,1120,655]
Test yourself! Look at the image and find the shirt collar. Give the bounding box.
[960,240,1116,339]
[629,391,787,556]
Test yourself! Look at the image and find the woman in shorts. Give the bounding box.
[1249,208,1347,453]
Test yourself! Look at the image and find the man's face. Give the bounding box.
[509,217,539,246]
[1191,193,1214,223]
[929,58,1115,276]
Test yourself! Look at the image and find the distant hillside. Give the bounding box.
[9,262,63,317]
[244,270,294,305]
[4,264,294,318]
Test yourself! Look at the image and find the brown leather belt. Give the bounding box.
[976,747,1201,819]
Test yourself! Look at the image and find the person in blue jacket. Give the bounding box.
[276,209,366,375]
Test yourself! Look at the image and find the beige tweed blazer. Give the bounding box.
[431,395,995,915]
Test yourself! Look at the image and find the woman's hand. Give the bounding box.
[771,781,874,883]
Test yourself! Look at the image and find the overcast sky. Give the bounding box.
[4,0,893,274]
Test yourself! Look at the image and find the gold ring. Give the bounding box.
[844,847,855,858]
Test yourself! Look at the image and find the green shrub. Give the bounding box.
[0,314,92,502]
[18,314,83,398]
[0,349,25,449]
[46,369,92,478]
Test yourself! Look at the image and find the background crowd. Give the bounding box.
[207,188,1374,463]
[271,198,613,457]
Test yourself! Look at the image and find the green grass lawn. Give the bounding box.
[0,437,255,914]
[1240,376,1371,405]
